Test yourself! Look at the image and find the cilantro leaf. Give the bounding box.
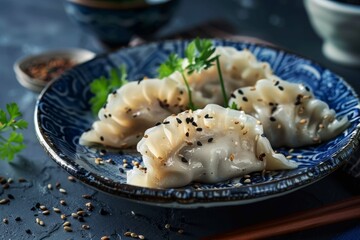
[0,103,28,161]
[157,53,196,110]
[89,65,128,115]
[157,53,183,78]
[185,38,228,106]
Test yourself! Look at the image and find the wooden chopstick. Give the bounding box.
[203,196,360,240]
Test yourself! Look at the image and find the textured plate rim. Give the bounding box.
[34,39,360,207]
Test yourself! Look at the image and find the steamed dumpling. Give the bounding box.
[127,104,297,188]
[228,79,350,148]
[79,74,190,148]
[179,46,280,106]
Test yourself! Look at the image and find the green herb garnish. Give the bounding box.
[230,102,238,110]
[185,38,228,107]
[158,53,195,110]
[0,103,28,161]
[89,65,128,115]
[157,38,230,109]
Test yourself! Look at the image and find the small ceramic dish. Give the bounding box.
[305,0,360,66]
[14,48,95,92]
[35,39,360,208]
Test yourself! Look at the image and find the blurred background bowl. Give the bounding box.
[304,0,360,66]
[14,48,95,92]
[64,0,179,48]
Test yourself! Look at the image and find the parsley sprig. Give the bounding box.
[89,65,128,115]
[157,38,229,109]
[0,103,28,161]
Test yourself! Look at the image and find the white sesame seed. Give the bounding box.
[63,226,72,232]
[39,205,47,211]
[82,224,90,230]
[59,188,67,194]
[42,210,50,215]
[67,176,75,182]
[63,221,71,227]
[53,207,61,213]
[244,179,251,184]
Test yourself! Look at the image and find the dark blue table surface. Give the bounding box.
[1,0,359,239]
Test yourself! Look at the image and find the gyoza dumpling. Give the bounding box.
[79,74,191,148]
[127,104,297,188]
[178,46,280,106]
[228,79,350,148]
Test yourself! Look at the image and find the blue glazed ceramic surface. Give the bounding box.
[35,39,360,207]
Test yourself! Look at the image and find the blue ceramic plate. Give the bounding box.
[35,39,360,208]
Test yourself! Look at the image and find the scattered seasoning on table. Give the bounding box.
[177,229,184,234]
[101,236,110,240]
[2,218,8,224]
[24,57,75,82]
[165,223,171,229]
[15,217,21,222]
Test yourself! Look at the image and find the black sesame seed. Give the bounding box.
[274,81,280,86]
[35,203,41,208]
[176,118,182,124]
[104,114,108,118]
[100,136,104,141]
[208,138,213,143]
[305,86,310,91]
[181,157,188,163]
[30,207,36,211]
[163,121,170,124]
[271,106,277,114]
[7,194,14,200]
[179,90,184,95]
[197,141,202,146]
[15,217,21,222]
[259,153,266,161]
[278,86,284,91]
[269,102,274,106]
[25,229,32,234]
[186,118,191,124]
[99,208,109,216]
[270,117,276,122]
[192,122,198,127]
[185,132,189,137]
[238,89,244,95]
[204,114,213,119]
[119,168,125,174]
[112,90,117,95]
[230,93,236,98]
[155,122,161,126]
[108,114,112,117]
[196,128,202,132]
[242,97,248,102]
